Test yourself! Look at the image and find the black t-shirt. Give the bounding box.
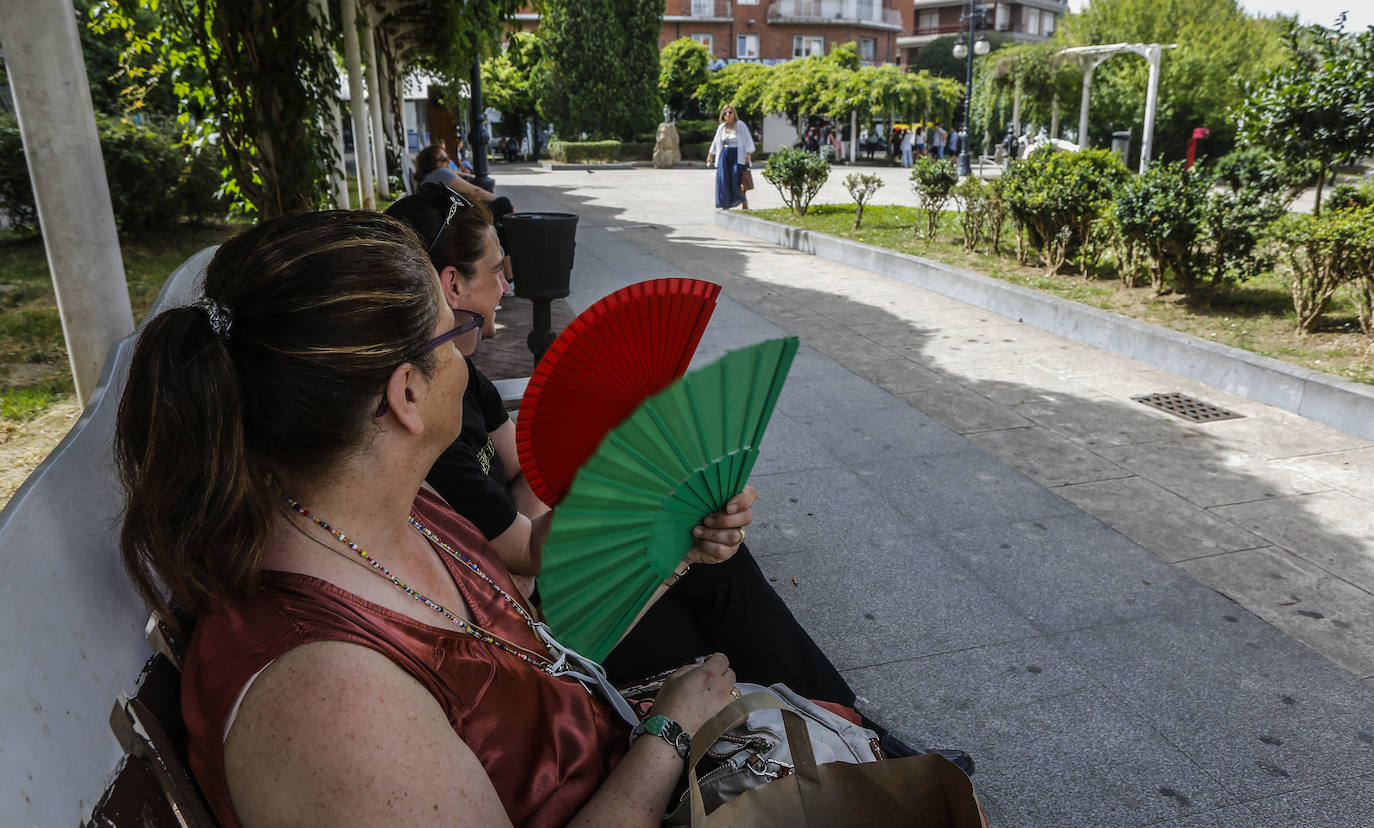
[425,359,518,540]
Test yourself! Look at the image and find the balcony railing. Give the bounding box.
[911,22,1049,37]
[666,0,731,18]
[767,1,903,28]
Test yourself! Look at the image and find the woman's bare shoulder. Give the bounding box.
[224,640,512,827]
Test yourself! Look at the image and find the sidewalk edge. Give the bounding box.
[718,210,1374,443]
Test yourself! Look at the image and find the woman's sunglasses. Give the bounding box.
[427,184,475,252]
[375,308,484,417]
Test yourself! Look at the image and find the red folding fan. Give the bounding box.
[516,277,722,506]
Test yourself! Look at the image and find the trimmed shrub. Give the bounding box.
[1116,161,1281,303]
[0,114,37,232]
[844,173,883,229]
[1001,147,1128,273]
[1274,206,1374,334]
[762,147,830,215]
[909,155,958,240]
[549,140,623,163]
[680,142,711,162]
[619,141,654,161]
[0,114,223,234]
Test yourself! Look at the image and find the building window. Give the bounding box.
[917,10,938,30]
[691,33,714,53]
[737,34,759,58]
[737,0,759,4]
[1043,11,1057,35]
[995,4,1010,30]
[859,37,877,63]
[1026,8,1041,35]
[793,35,824,58]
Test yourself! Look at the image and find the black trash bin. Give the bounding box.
[504,212,578,301]
[501,212,579,362]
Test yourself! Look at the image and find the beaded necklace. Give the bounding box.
[281,491,555,674]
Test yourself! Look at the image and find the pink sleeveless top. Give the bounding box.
[181,488,629,827]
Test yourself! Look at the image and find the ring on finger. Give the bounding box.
[730,687,742,700]
[738,528,747,544]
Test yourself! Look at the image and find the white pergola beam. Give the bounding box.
[1060,42,1176,171]
[0,0,132,405]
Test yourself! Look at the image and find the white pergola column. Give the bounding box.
[341,0,375,209]
[1077,64,1094,150]
[0,0,131,405]
[1012,84,1022,138]
[1139,44,1164,173]
[849,111,857,164]
[363,15,390,200]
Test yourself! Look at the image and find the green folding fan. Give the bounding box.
[538,337,800,662]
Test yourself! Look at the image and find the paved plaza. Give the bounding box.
[476,164,1374,826]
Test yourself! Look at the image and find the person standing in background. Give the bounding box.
[900,128,914,168]
[706,104,754,211]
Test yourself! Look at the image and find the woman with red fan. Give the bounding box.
[383,187,966,769]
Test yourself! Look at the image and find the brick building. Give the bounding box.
[511,2,905,66]
[896,0,1067,66]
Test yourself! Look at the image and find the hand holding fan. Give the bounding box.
[537,336,800,662]
[517,278,722,507]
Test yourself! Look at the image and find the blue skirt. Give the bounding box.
[715,146,745,208]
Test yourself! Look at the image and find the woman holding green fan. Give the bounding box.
[385,185,864,710]
[114,211,744,826]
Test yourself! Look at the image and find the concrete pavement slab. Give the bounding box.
[1053,607,1374,802]
[1180,546,1374,679]
[1271,446,1374,500]
[963,426,1135,488]
[1054,476,1265,563]
[1097,437,1332,509]
[854,453,1081,534]
[924,688,1242,827]
[1013,395,1191,450]
[1210,490,1374,595]
[1243,774,1374,827]
[898,385,1038,434]
[933,512,1203,634]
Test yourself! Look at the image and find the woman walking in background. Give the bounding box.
[706,104,754,211]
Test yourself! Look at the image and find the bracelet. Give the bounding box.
[631,713,691,760]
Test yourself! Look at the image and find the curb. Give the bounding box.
[717,211,1374,443]
[538,161,636,171]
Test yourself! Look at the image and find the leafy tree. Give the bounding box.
[659,37,711,121]
[90,0,341,218]
[908,34,1011,82]
[534,0,665,140]
[483,31,542,139]
[1232,20,1374,215]
[1060,0,1286,162]
[696,61,773,119]
[972,41,1080,150]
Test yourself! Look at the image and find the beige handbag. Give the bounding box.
[684,692,988,827]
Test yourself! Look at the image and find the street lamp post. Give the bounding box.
[952,1,989,177]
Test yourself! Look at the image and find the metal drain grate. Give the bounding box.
[1132,392,1243,423]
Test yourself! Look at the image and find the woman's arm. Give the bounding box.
[225,641,735,827]
[706,124,723,166]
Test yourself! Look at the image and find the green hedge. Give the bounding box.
[619,141,653,161]
[680,142,711,162]
[549,140,623,163]
[0,114,224,234]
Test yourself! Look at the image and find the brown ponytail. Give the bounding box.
[115,211,441,619]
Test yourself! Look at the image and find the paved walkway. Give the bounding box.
[486,166,1374,826]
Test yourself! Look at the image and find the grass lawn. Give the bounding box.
[754,203,1374,386]
[1,221,245,505]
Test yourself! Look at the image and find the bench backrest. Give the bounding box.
[0,247,214,825]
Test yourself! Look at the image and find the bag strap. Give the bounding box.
[687,693,826,826]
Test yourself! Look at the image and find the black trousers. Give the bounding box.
[601,544,856,707]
